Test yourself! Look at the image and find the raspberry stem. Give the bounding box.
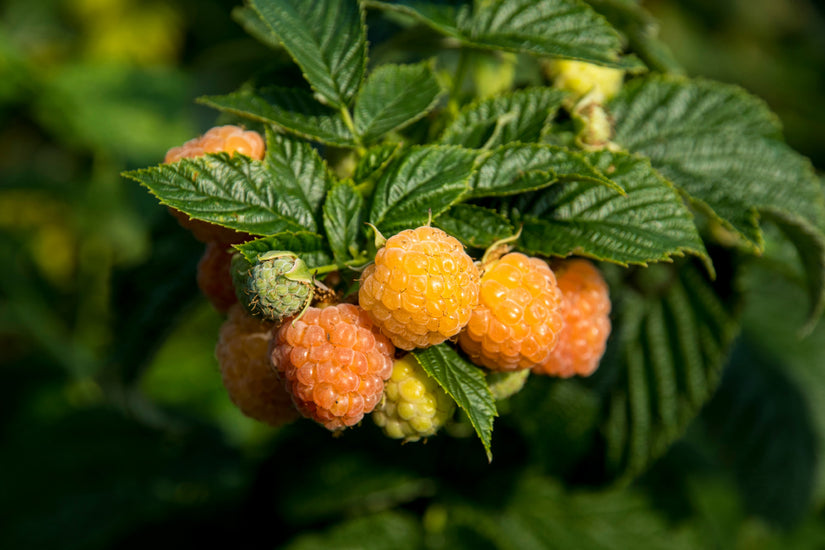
[339,106,366,157]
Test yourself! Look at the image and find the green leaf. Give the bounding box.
[434,204,514,249]
[264,129,331,232]
[354,61,443,143]
[366,0,643,69]
[471,143,617,198]
[123,153,306,235]
[233,231,332,268]
[364,0,469,38]
[440,87,566,149]
[761,208,825,332]
[354,143,401,183]
[509,378,601,473]
[282,511,424,550]
[277,453,433,525]
[602,262,738,480]
[198,87,355,147]
[514,151,709,268]
[583,0,684,74]
[369,145,477,232]
[231,6,282,49]
[250,0,367,109]
[611,75,825,250]
[413,344,497,460]
[703,341,817,528]
[323,182,366,265]
[490,476,700,550]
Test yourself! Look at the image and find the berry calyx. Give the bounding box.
[458,252,564,371]
[372,354,455,442]
[270,303,396,430]
[231,251,314,323]
[216,305,299,427]
[197,242,238,313]
[358,226,480,350]
[533,259,611,378]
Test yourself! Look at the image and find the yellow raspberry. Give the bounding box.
[358,226,480,350]
[545,59,624,103]
[216,305,299,427]
[270,304,396,431]
[534,259,611,378]
[458,253,564,371]
[372,355,455,442]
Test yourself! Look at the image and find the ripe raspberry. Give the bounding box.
[216,305,299,426]
[487,369,530,401]
[372,355,455,442]
[358,226,480,350]
[458,253,564,371]
[232,251,314,322]
[533,259,611,378]
[168,207,252,245]
[164,124,266,163]
[271,303,395,430]
[164,125,263,244]
[197,242,237,313]
[544,59,624,104]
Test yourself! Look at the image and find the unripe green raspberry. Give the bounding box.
[232,251,314,322]
[373,355,455,442]
[487,369,530,401]
[544,59,624,104]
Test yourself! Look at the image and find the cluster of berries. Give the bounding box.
[165,128,613,443]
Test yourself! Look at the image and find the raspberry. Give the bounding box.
[270,303,395,430]
[544,60,624,104]
[232,251,314,322]
[197,242,238,313]
[358,226,480,350]
[216,305,299,426]
[533,259,611,378]
[372,355,455,442]
[168,207,252,245]
[458,253,564,371]
[164,125,264,244]
[487,369,530,401]
[164,124,266,163]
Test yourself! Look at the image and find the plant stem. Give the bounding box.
[447,48,470,117]
[340,107,367,157]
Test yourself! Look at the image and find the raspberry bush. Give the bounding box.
[80,0,825,544]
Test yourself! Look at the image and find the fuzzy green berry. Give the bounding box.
[487,369,530,401]
[373,355,455,442]
[231,251,314,322]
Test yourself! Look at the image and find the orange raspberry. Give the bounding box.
[358,226,480,350]
[164,125,263,244]
[458,253,564,371]
[164,124,266,163]
[271,303,395,430]
[197,242,237,313]
[167,207,252,245]
[533,259,611,378]
[216,305,299,427]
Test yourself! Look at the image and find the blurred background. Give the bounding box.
[1,0,825,548]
